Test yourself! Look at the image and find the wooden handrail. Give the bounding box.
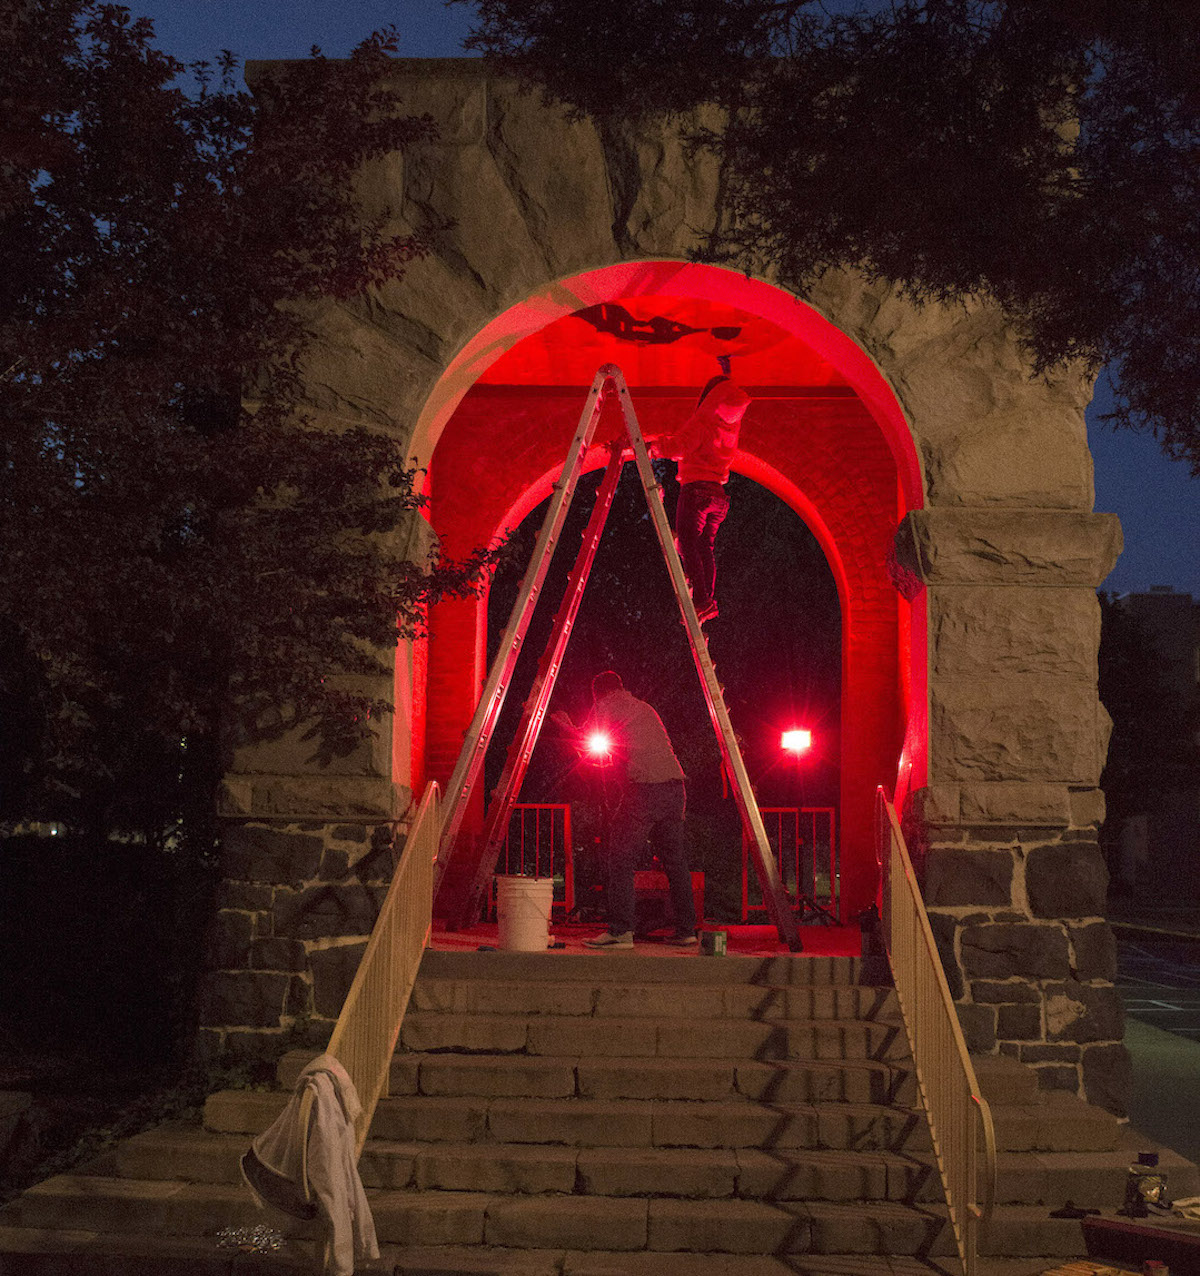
[324,782,441,1155]
[876,788,997,1275]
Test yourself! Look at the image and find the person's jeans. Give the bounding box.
[676,481,730,611]
[604,780,696,936]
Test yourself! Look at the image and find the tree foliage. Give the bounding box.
[465,0,1200,472]
[0,2,487,824]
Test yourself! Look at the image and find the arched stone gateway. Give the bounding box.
[207,61,1126,1110]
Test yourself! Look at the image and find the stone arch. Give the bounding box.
[413,260,925,921]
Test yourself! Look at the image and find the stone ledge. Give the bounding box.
[895,508,1122,586]
[218,775,404,820]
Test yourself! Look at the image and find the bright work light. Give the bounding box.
[585,730,613,758]
[781,729,812,754]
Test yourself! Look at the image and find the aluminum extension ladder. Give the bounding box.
[431,364,802,951]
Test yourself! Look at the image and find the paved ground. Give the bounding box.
[1111,905,1200,1173]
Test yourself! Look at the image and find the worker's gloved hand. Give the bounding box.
[549,709,574,732]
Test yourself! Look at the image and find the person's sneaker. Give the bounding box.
[667,932,699,946]
[696,602,719,624]
[584,930,634,948]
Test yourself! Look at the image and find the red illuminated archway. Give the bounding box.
[410,262,925,922]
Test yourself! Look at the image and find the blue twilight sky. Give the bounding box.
[132,0,1199,599]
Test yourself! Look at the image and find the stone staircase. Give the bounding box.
[1,947,1196,1275]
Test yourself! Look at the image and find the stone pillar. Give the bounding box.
[199,673,412,1058]
[896,508,1128,1113]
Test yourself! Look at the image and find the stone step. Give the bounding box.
[4,1177,957,1257]
[0,1225,320,1275]
[995,1130,1200,1207]
[398,1013,912,1061]
[390,1250,963,1276]
[989,1093,1121,1154]
[276,1048,917,1106]
[418,950,867,988]
[122,1110,1189,1214]
[116,1125,944,1202]
[205,1089,934,1153]
[406,978,901,1023]
[0,1230,967,1276]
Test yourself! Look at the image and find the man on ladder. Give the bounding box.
[553,671,698,948]
[655,359,751,625]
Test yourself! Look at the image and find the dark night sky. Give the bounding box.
[133,0,1198,599]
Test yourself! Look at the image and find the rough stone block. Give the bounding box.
[223,824,326,885]
[1044,979,1123,1043]
[1018,1044,1083,1064]
[895,509,1122,587]
[971,980,1041,1005]
[285,974,310,1017]
[996,1003,1041,1041]
[956,1003,997,1054]
[309,941,367,1018]
[932,678,1104,784]
[215,881,274,912]
[1026,842,1108,918]
[200,971,289,1028]
[924,847,1014,908]
[930,590,1100,681]
[1034,1065,1079,1093]
[1081,1041,1131,1117]
[906,784,961,829]
[1068,921,1118,981]
[926,911,964,1000]
[960,922,1070,980]
[275,884,387,940]
[206,911,254,970]
[221,775,398,821]
[250,937,306,972]
[959,783,1073,827]
[1069,787,1107,830]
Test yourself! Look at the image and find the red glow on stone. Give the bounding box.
[781,729,812,754]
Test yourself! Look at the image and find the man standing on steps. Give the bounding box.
[552,671,698,948]
[654,363,751,625]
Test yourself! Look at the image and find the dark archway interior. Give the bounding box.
[484,467,841,921]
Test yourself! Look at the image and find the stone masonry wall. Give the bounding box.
[896,509,1126,1113]
[197,820,404,1060]
[208,61,1130,1111]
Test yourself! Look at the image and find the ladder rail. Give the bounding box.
[604,365,803,952]
[433,369,609,896]
[453,442,626,928]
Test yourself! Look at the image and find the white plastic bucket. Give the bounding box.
[495,875,554,952]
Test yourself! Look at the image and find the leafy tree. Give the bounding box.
[465,0,1200,472]
[1,3,487,827]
